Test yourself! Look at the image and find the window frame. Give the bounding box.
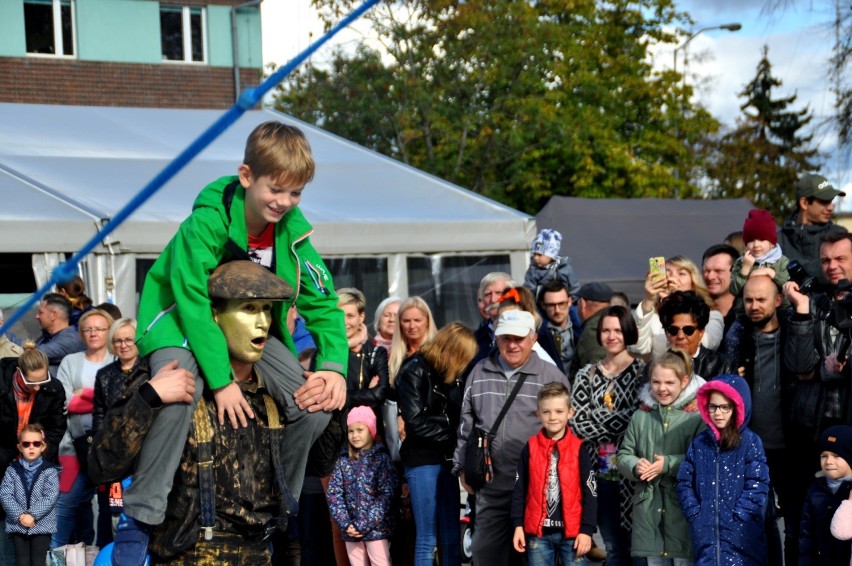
[24,0,77,59]
[160,4,208,65]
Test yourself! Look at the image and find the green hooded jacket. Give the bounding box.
[136,175,347,389]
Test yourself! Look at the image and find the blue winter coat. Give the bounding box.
[327,443,398,542]
[676,374,770,566]
[0,458,60,535]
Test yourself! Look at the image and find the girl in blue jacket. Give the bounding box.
[676,374,770,566]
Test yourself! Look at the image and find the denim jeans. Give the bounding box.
[597,478,643,566]
[404,463,461,566]
[51,472,95,548]
[526,531,587,566]
[0,528,15,564]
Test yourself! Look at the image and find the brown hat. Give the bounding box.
[208,261,294,301]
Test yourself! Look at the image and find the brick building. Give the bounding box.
[0,0,263,109]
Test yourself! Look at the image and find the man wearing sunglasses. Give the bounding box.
[656,291,736,381]
[779,173,847,285]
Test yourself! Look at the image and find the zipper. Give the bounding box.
[715,442,721,566]
[289,229,313,303]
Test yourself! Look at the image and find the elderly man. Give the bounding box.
[91,261,295,565]
[454,310,569,566]
[702,244,740,337]
[34,293,84,377]
[575,282,613,367]
[779,173,847,284]
[473,272,514,363]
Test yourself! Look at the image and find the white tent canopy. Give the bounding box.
[0,103,534,323]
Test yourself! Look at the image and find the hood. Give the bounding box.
[696,374,752,440]
[638,372,706,410]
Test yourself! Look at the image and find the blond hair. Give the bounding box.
[337,287,367,315]
[666,256,716,310]
[243,121,315,188]
[419,323,477,384]
[389,297,438,385]
[18,343,48,376]
[650,348,693,380]
[77,309,115,342]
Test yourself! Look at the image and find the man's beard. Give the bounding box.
[749,313,775,329]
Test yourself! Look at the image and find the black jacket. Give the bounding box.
[778,212,847,284]
[92,357,147,436]
[0,357,66,474]
[345,342,389,411]
[397,355,463,467]
[691,347,737,381]
[799,477,852,565]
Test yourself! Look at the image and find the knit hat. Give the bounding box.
[531,229,562,260]
[347,406,377,438]
[742,209,777,246]
[796,173,846,201]
[819,425,852,466]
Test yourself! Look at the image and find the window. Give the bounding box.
[24,0,75,56]
[160,5,206,63]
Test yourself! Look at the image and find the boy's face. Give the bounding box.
[532,253,554,268]
[213,299,274,364]
[746,239,774,258]
[18,432,46,462]
[239,165,303,235]
[821,450,852,479]
[536,397,573,439]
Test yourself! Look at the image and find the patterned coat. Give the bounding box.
[0,459,60,535]
[327,443,398,542]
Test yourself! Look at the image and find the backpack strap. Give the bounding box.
[194,397,216,540]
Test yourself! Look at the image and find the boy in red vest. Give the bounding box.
[511,382,597,564]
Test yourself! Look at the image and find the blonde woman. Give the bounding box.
[388,297,438,385]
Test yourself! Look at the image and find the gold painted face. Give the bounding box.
[213,299,274,364]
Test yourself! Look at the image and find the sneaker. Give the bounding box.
[112,515,151,566]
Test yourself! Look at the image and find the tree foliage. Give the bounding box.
[705,46,820,220]
[273,0,720,213]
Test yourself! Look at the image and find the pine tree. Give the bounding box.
[706,45,820,219]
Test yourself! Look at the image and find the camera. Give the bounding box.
[787,260,817,295]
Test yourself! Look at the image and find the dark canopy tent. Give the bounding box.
[536,197,755,302]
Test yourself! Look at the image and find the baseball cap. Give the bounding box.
[575,282,614,303]
[494,310,536,337]
[796,173,846,201]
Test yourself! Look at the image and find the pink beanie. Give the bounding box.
[347,406,377,438]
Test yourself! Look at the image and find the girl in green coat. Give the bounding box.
[617,350,705,565]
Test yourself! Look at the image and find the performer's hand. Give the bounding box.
[150,360,195,404]
[295,370,346,412]
[213,381,254,428]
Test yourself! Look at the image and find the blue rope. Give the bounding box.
[0,0,379,336]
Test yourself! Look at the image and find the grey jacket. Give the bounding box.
[778,212,847,284]
[453,351,570,492]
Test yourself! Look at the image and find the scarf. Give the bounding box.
[12,370,36,437]
[20,457,43,491]
[827,475,852,494]
[755,244,783,265]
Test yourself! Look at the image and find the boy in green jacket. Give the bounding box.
[114,121,348,566]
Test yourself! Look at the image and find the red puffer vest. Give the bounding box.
[523,429,584,538]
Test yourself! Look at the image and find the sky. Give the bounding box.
[259,0,850,202]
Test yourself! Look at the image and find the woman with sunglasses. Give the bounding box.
[0,345,66,563]
[91,317,140,547]
[53,308,115,548]
[570,306,645,566]
[634,255,725,358]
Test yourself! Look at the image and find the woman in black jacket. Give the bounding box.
[397,323,477,566]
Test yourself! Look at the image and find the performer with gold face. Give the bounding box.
[90,261,297,565]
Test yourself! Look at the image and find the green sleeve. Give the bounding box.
[616,416,641,480]
[730,256,747,296]
[168,208,233,389]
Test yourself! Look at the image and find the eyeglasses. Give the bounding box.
[543,301,570,311]
[665,325,698,337]
[16,369,51,387]
[112,338,136,347]
[19,441,43,448]
[81,327,108,334]
[708,403,733,414]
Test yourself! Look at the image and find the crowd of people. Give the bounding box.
[1,120,852,566]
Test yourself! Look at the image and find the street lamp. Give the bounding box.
[672,23,742,75]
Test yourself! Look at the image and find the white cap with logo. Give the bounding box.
[494,310,536,337]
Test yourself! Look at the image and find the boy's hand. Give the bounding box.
[574,533,592,556]
[512,526,526,553]
[741,250,756,272]
[750,266,776,280]
[213,382,254,428]
[294,371,346,412]
[150,360,195,404]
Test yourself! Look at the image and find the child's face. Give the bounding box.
[532,253,554,268]
[536,397,573,438]
[239,165,304,235]
[17,432,46,463]
[348,423,374,451]
[821,450,852,479]
[650,366,688,407]
[707,391,735,431]
[746,239,774,257]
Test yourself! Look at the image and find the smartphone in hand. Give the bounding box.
[649,257,666,278]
